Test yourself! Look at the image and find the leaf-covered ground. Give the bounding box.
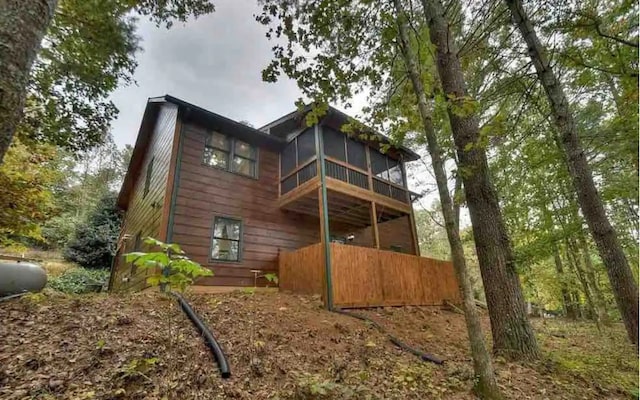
[0,290,637,399]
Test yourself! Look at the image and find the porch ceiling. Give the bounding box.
[281,188,407,228]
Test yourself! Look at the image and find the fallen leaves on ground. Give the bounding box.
[0,290,636,399]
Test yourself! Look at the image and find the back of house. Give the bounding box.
[109,95,457,306]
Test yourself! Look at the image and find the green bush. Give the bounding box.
[48,268,110,294]
[64,192,122,269]
[42,214,82,249]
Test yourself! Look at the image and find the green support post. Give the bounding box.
[315,124,334,310]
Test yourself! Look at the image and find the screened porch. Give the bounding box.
[276,123,420,254]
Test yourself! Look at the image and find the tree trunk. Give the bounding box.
[578,235,609,324]
[505,0,639,345]
[565,239,600,329]
[392,2,503,397]
[421,0,540,360]
[553,244,577,319]
[0,0,57,163]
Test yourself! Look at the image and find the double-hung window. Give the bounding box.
[203,131,257,178]
[210,217,242,262]
[232,140,257,177]
[204,132,231,169]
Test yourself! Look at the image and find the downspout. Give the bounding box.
[165,116,185,244]
[316,124,334,310]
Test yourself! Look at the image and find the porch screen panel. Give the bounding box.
[323,127,346,161]
[297,128,316,165]
[387,158,404,186]
[346,138,367,170]
[370,150,389,180]
[281,141,296,176]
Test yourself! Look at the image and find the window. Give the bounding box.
[204,132,257,178]
[204,132,230,169]
[232,140,257,177]
[210,217,242,262]
[143,157,154,198]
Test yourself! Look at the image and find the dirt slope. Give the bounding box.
[0,290,636,399]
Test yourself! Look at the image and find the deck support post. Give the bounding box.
[315,124,334,310]
[370,202,380,249]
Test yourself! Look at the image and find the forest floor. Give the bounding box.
[1,289,637,400]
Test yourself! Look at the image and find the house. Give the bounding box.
[109,95,460,308]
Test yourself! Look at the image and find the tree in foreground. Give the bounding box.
[504,0,639,345]
[257,0,511,394]
[0,0,216,163]
[419,0,540,359]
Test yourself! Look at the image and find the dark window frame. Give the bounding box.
[209,216,243,263]
[203,131,259,179]
[143,157,154,198]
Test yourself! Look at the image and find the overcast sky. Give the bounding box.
[109,0,306,149]
[108,0,448,213]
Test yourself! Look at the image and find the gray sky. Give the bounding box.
[109,0,304,149]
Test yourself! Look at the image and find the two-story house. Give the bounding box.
[108,95,460,308]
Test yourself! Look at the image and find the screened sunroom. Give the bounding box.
[269,108,421,255]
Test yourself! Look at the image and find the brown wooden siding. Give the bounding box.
[333,215,415,254]
[170,121,320,287]
[111,104,178,291]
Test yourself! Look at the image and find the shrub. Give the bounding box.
[42,214,81,249]
[48,268,110,294]
[64,192,121,269]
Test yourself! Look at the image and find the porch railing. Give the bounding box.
[278,156,411,205]
[280,159,317,195]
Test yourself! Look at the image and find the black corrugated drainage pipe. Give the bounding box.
[333,308,444,365]
[171,292,231,378]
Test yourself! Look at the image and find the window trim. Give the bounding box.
[202,131,259,179]
[209,215,243,263]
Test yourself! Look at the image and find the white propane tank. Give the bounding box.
[0,261,47,296]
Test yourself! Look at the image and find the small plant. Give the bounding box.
[125,237,212,292]
[293,373,367,399]
[264,272,279,285]
[117,357,159,382]
[48,267,109,294]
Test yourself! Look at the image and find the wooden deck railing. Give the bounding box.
[279,155,410,206]
[278,242,460,308]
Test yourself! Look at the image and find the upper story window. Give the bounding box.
[204,132,257,178]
